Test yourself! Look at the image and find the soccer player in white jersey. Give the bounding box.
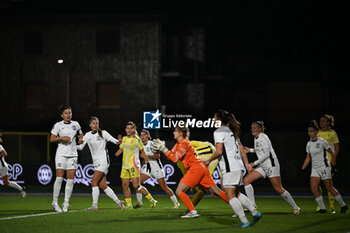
[301,120,348,214]
[133,130,180,209]
[242,121,301,215]
[0,134,26,197]
[77,116,124,210]
[205,109,262,228]
[50,105,83,212]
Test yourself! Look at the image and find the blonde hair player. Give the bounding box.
[301,120,347,214]
[0,134,26,197]
[77,116,125,210]
[115,122,158,209]
[317,114,339,213]
[133,129,180,209]
[205,109,262,228]
[50,105,83,212]
[242,121,301,215]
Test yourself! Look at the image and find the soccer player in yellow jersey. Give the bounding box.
[318,114,340,213]
[115,121,158,209]
[176,140,220,206]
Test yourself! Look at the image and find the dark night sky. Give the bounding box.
[2,0,349,84]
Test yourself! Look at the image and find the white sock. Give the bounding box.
[53,177,63,204]
[136,192,143,204]
[170,195,178,204]
[334,194,346,207]
[104,186,121,204]
[92,186,99,207]
[244,184,256,207]
[229,198,249,224]
[315,196,326,210]
[64,179,74,204]
[280,190,298,209]
[237,193,257,216]
[8,181,23,192]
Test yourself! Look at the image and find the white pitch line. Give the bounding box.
[0,209,83,220]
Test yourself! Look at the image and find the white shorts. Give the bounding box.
[222,170,244,188]
[255,165,280,178]
[94,163,109,174]
[0,165,8,177]
[311,167,332,180]
[142,167,165,180]
[55,156,78,170]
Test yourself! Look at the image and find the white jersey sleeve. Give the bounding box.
[51,122,60,136]
[102,131,118,145]
[0,144,4,152]
[214,131,225,144]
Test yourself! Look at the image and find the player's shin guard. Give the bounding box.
[244,184,256,207]
[334,194,346,207]
[64,179,74,204]
[8,181,23,192]
[53,177,63,204]
[178,192,195,211]
[191,189,206,206]
[328,192,335,209]
[92,186,99,207]
[237,193,257,215]
[280,190,298,209]
[315,196,326,210]
[229,198,249,224]
[104,186,121,204]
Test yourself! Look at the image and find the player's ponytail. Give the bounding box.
[215,109,241,139]
[89,116,104,139]
[321,114,335,128]
[308,120,319,131]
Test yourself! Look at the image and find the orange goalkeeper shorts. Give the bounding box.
[180,162,216,188]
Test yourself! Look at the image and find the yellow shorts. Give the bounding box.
[120,167,140,179]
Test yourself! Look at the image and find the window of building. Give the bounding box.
[96,30,120,54]
[24,31,43,54]
[25,83,44,108]
[97,82,121,108]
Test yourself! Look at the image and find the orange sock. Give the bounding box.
[219,191,229,204]
[178,192,195,211]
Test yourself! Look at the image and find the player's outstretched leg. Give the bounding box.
[237,193,262,225]
[324,179,348,214]
[271,177,300,215]
[158,178,180,208]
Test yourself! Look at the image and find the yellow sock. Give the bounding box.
[145,193,154,201]
[191,189,206,207]
[125,197,132,206]
[328,192,335,209]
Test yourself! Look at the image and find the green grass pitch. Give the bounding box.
[0,194,349,233]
